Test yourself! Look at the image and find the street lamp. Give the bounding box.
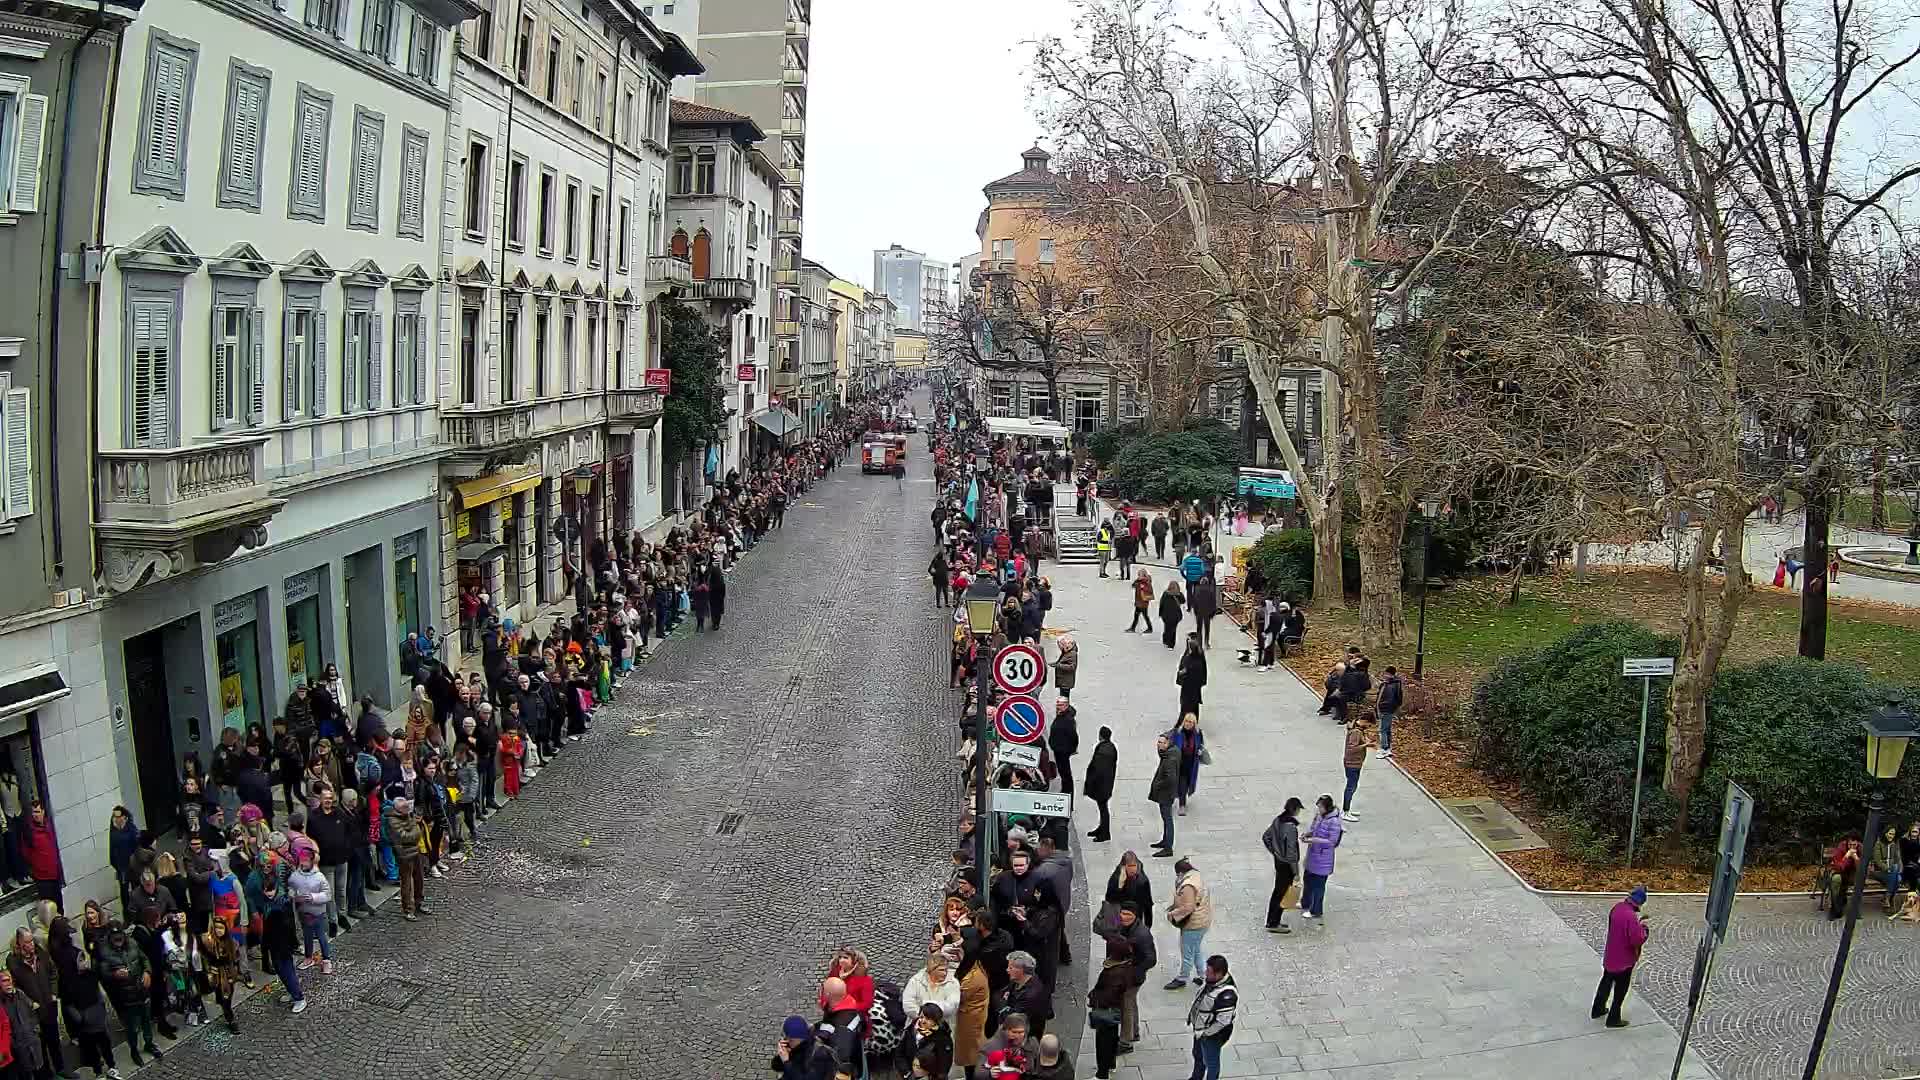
[1803,700,1920,1080]
[570,464,594,612]
[1413,496,1444,679]
[965,575,1001,896]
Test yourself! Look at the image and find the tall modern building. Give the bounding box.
[637,0,809,427]
[872,244,950,334]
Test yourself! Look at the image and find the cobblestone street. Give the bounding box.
[1550,892,1920,1080]
[138,452,959,1080]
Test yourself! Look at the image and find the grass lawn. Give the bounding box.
[1266,566,1920,891]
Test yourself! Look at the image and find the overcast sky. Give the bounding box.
[802,0,1076,290]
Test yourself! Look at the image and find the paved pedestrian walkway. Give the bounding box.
[1050,563,1714,1080]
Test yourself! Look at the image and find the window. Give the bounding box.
[991,238,1013,262]
[617,200,630,270]
[587,188,602,266]
[124,291,177,446]
[342,295,382,412]
[392,303,425,406]
[134,31,196,199]
[347,107,384,232]
[305,0,343,36]
[622,88,635,142]
[501,306,519,401]
[472,1,494,61]
[506,154,528,248]
[209,290,264,430]
[282,281,328,419]
[516,14,534,82]
[563,178,580,262]
[0,82,45,214]
[693,147,715,194]
[458,306,479,405]
[463,136,488,237]
[671,149,692,194]
[361,0,395,58]
[570,54,586,120]
[594,69,608,131]
[288,84,332,222]
[407,15,441,82]
[398,125,428,239]
[536,167,556,254]
[585,306,601,390]
[216,60,270,212]
[1037,238,1055,264]
[614,312,627,388]
[747,202,759,246]
[545,34,560,100]
[562,305,577,392]
[0,370,30,521]
[534,305,550,396]
[990,382,1012,417]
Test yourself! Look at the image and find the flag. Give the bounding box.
[965,477,979,521]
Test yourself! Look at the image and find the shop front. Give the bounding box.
[212,594,265,735]
[283,568,330,688]
[449,467,542,629]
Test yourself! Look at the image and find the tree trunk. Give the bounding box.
[1313,517,1344,608]
[1355,515,1407,647]
[1871,445,1887,531]
[1663,506,1751,825]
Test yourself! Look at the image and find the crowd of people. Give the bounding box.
[14,420,881,1078]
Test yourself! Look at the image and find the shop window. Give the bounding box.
[394,532,422,644]
[215,620,264,735]
[285,569,326,686]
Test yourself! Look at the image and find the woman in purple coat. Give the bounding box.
[1300,794,1344,920]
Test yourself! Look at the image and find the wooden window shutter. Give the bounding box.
[311,312,328,417]
[283,310,299,417]
[367,315,383,409]
[10,93,47,212]
[249,307,266,424]
[412,317,427,405]
[3,385,29,519]
[209,306,229,425]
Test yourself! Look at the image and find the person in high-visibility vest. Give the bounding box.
[1096,520,1115,578]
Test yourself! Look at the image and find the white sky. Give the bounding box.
[802,0,1077,290]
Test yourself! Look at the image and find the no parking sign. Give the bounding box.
[993,694,1046,745]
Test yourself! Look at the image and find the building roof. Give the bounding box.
[984,146,1060,198]
[669,99,766,142]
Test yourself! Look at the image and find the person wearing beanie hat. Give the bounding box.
[1593,885,1650,1027]
[772,1013,836,1080]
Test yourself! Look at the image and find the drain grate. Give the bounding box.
[361,978,427,1011]
[716,812,745,836]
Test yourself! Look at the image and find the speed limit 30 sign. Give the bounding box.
[992,643,1046,695]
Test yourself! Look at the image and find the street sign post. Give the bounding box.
[993,789,1071,818]
[1622,656,1676,865]
[993,694,1046,745]
[994,743,1041,769]
[992,643,1046,695]
[1670,781,1754,1080]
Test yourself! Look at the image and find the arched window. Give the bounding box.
[691,228,712,279]
[670,228,689,259]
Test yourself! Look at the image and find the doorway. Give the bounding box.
[344,547,388,708]
[125,625,184,833]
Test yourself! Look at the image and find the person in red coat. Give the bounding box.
[18,802,60,911]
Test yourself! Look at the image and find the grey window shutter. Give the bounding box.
[10,93,47,213]
[2,385,28,519]
[249,307,266,424]
[342,315,359,411]
[367,316,383,409]
[412,318,427,404]
[311,312,328,417]
[282,310,298,418]
[150,53,187,179]
[209,306,228,427]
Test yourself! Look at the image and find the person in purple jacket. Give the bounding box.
[1299,794,1344,921]
[1592,886,1649,1027]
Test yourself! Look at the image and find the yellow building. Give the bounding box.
[894,329,930,371]
[827,275,871,405]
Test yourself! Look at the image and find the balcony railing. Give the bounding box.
[774,268,799,288]
[441,405,537,448]
[607,389,665,423]
[697,277,756,305]
[646,253,694,292]
[97,437,276,526]
[775,319,800,337]
[785,17,808,38]
[780,116,805,138]
[777,214,802,237]
[779,166,802,187]
[783,66,806,85]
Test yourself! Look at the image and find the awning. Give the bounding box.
[454,468,542,509]
[0,662,68,734]
[455,540,508,562]
[752,408,804,437]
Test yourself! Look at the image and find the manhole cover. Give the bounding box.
[1485,827,1521,841]
[361,979,426,1011]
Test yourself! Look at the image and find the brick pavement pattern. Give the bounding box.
[1048,563,1715,1080]
[1550,893,1920,1080]
[135,451,960,1080]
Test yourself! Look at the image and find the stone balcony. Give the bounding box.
[697,276,756,308]
[440,396,609,460]
[645,254,694,301]
[95,436,285,593]
[606,388,665,429]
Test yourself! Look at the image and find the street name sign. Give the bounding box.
[993,789,1071,818]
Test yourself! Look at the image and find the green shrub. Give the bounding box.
[1106,426,1238,505]
[1467,621,1683,852]
[1087,422,1145,468]
[1700,659,1920,848]
[1245,527,1361,600]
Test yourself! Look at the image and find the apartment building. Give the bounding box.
[664,99,777,486]
[872,244,949,335]
[796,259,833,431]
[0,0,139,924]
[89,0,475,861]
[436,0,698,664]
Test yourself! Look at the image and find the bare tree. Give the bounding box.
[930,265,1108,421]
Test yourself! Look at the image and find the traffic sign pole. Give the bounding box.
[1622,657,1675,866]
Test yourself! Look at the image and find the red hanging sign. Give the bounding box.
[644,369,672,392]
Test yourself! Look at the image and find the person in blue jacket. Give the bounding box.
[1180,550,1209,610]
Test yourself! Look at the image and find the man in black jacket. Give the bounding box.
[307,787,355,934]
[1375,666,1404,758]
[1116,904,1155,1050]
[1048,700,1079,806]
[817,977,866,1070]
[1001,951,1054,1038]
[1083,726,1117,842]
